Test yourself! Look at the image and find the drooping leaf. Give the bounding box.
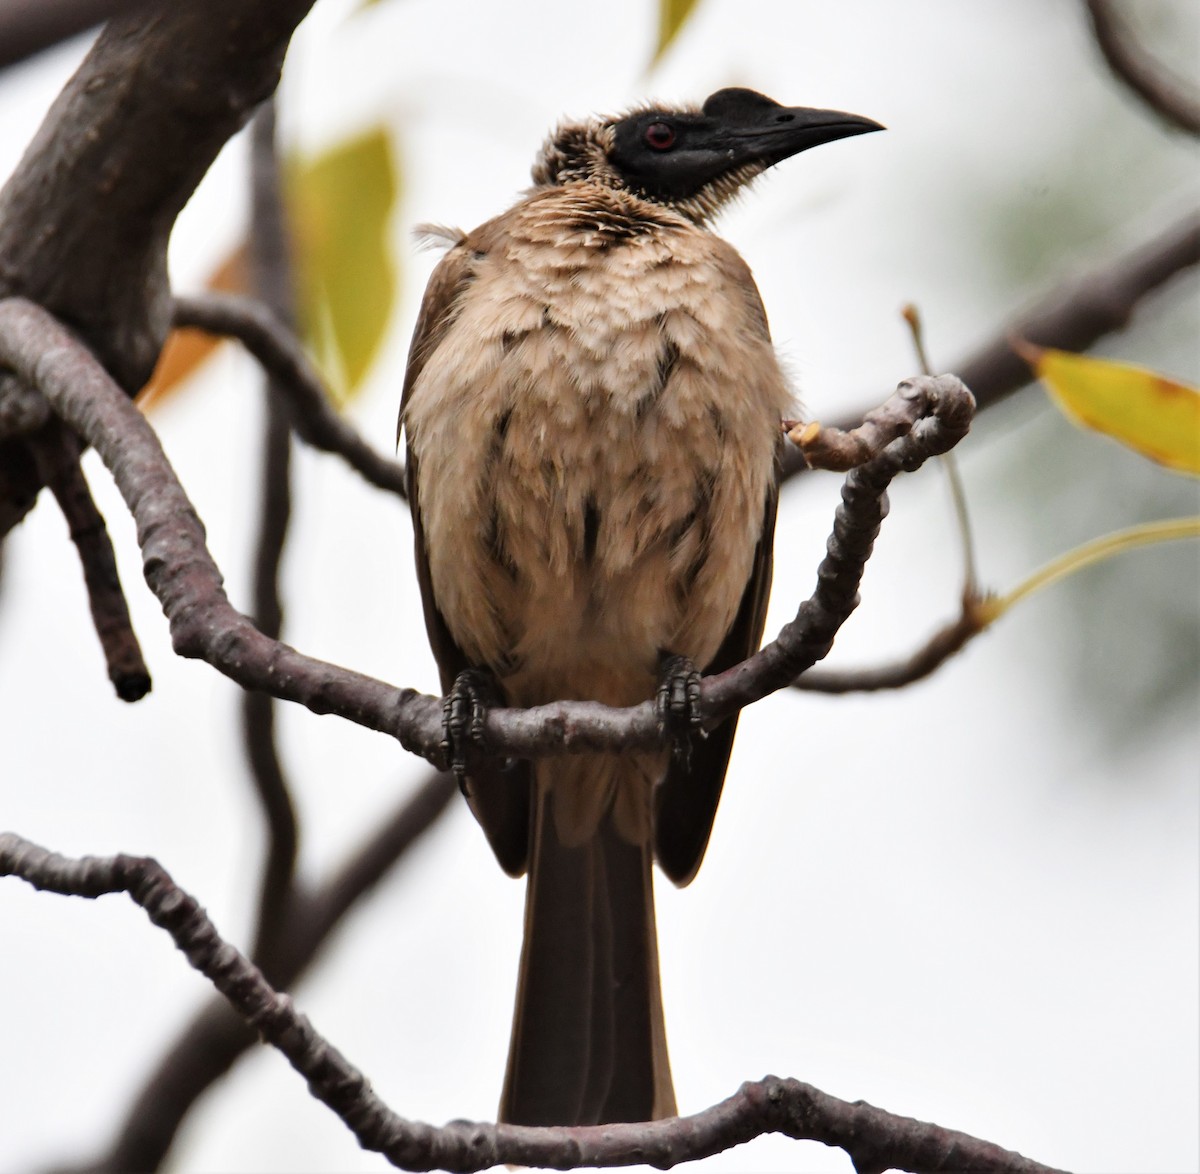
[139,245,248,410]
[653,0,701,64]
[1015,339,1200,475]
[288,125,399,405]
[976,517,1200,625]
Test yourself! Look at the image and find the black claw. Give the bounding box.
[442,668,498,789]
[657,653,703,769]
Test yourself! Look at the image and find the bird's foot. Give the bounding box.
[442,668,498,790]
[657,653,703,770]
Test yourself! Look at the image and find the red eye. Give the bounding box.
[644,122,676,150]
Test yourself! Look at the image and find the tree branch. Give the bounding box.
[79,771,457,1174]
[0,0,318,537]
[705,374,974,714]
[0,298,974,769]
[33,426,150,700]
[0,0,153,71]
[1,830,1068,1174]
[794,602,984,694]
[1083,0,1200,136]
[243,100,301,972]
[0,296,438,748]
[171,293,408,499]
[779,209,1200,483]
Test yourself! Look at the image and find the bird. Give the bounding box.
[399,87,881,1127]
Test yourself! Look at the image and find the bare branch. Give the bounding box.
[80,772,457,1173]
[0,0,153,70]
[1083,0,1200,136]
[784,373,966,471]
[0,372,50,440]
[172,292,408,498]
[0,0,316,389]
[0,296,440,751]
[780,209,1200,483]
[304,773,458,942]
[1,830,1068,1174]
[706,374,975,715]
[794,602,984,694]
[34,428,150,700]
[0,0,318,538]
[0,299,974,768]
[243,100,301,972]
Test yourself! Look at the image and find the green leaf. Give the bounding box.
[288,126,399,405]
[653,0,701,64]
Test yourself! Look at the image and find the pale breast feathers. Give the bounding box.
[403,189,792,706]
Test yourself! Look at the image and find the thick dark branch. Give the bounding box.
[244,100,300,972]
[0,0,316,388]
[35,428,150,701]
[172,293,408,498]
[1083,0,1200,136]
[780,209,1200,483]
[1,830,1067,1174]
[0,300,975,768]
[0,0,152,70]
[0,0,317,537]
[84,772,457,1174]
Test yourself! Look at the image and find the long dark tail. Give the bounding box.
[498,762,676,1125]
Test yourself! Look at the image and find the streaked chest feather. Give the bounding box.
[406,196,791,706]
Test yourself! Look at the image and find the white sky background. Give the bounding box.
[1,1,1198,1172]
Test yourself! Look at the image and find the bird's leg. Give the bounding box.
[442,667,499,790]
[656,653,704,770]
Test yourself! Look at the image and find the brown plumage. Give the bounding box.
[400,88,881,1126]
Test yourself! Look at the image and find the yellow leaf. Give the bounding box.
[139,245,249,411]
[1015,339,1200,475]
[288,126,399,406]
[653,0,701,64]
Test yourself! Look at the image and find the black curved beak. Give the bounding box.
[734,105,885,166]
[699,88,883,170]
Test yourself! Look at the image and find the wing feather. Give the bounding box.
[401,237,532,877]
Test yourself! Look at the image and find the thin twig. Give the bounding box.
[903,303,979,604]
[1083,0,1200,136]
[794,603,984,694]
[32,425,150,701]
[244,99,301,972]
[0,830,1068,1174]
[172,292,408,498]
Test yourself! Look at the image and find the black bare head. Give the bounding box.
[532,87,883,222]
